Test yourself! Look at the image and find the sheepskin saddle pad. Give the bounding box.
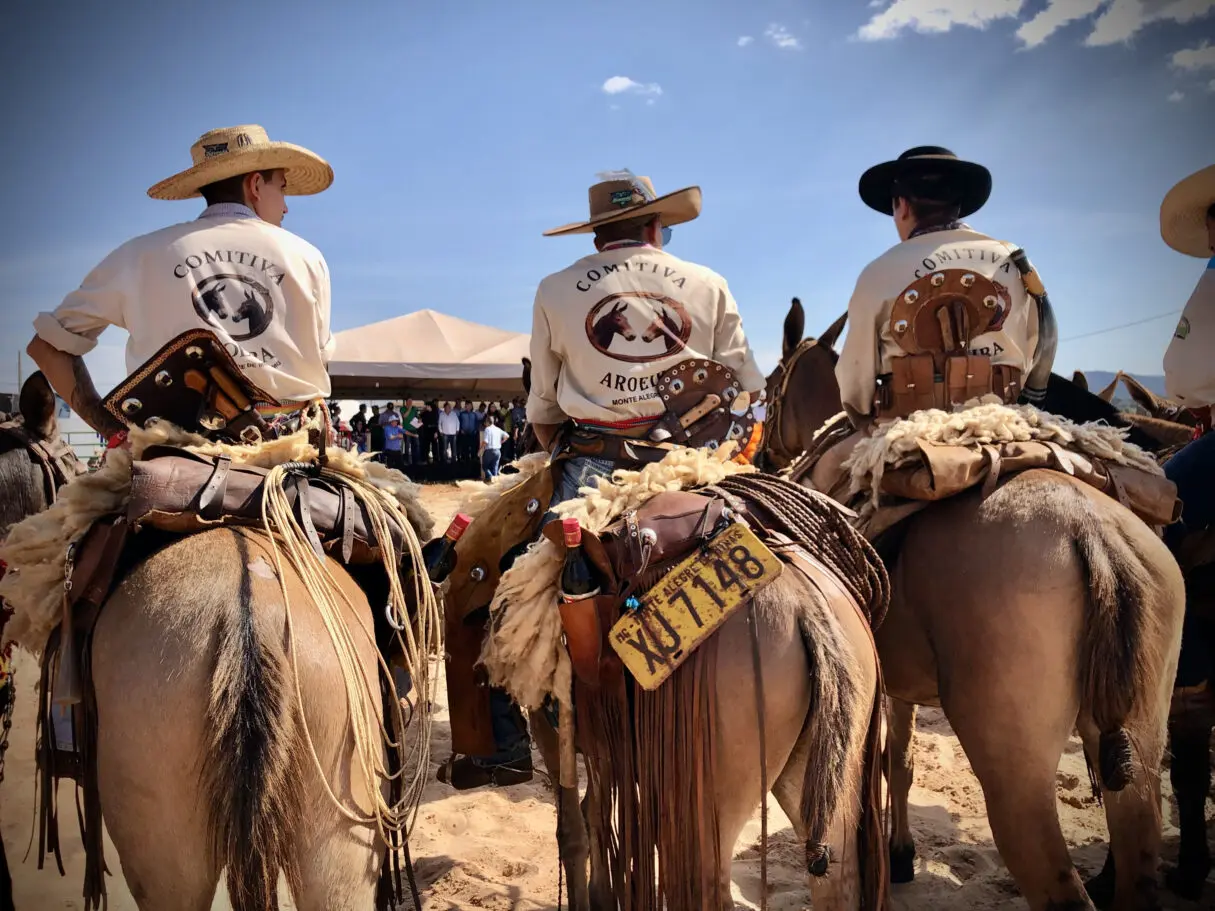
[794,399,1180,533]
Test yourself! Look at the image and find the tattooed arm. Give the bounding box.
[25,336,124,438]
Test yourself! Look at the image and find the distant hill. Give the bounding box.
[1075,371,1168,398]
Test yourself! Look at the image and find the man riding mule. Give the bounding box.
[802,146,1056,485]
[439,172,890,909]
[440,169,768,787]
[1151,161,1215,900]
[27,123,336,440]
[756,146,1186,911]
[2,126,440,911]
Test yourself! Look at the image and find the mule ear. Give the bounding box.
[521,357,533,395]
[782,298,805,360]
[19,371,57,439]
[1118,372,1165,416]
[1071,370,1089,391]
[818,310,849,351]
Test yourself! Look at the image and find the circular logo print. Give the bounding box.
[191,273,275,343]
[584,292,692,364]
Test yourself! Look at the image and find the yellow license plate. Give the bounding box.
[609,522,783,690]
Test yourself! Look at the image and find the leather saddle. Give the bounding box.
[125,446,414,564]
[541,490,732,689]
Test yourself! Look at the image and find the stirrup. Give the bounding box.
[436,753,533,790]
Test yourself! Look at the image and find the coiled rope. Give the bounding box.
[714,473,890,628]
[259,461,442,846]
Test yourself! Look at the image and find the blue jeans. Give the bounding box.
[542,456,615,525]
[482,449,502,478]
[1165,432,1215,687]
[477,456,614,764]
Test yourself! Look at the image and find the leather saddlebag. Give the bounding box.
[127,448,410,564]
[888,354,938,417]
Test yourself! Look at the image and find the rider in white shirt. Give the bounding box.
[27,124,334,439]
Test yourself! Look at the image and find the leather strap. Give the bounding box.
[198,454,232,520]
[339,486,357,564]
[980,444,1002,499]
[292,475,326,559]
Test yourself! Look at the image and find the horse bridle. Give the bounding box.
[758,338,821,471]
[0,420,83,506]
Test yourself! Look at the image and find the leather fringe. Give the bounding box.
[576,638,723,911]
[36,626,109,910]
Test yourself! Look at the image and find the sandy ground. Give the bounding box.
[3,482,1212,909]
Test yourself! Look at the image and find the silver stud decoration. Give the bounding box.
[185,346,204,359]
[894,319,909,334]
[961,273,976,288]
[470,565,487,583]
[154,371,173,387]
[199,411,227,430]
[931,273,945,288]
[120,398,142,415]
[983,295,998,309]
[525,498,540,514]
[904,290,919,304]
[693,368,709,384]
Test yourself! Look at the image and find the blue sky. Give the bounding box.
[1,0,1213,399]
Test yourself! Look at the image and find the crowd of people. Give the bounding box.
[328,397,530,480]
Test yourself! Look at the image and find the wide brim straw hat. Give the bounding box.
[147,124,333,201]
[1160,163,1215,258]
[543,169,701,237]
[859,145,992,219]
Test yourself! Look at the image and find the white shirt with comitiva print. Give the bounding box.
[35,203,334,403]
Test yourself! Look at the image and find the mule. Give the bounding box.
[89,526,392,910]
[760,300,1186,911]
[507,350,884,909]
[1,399,427,910]
[1,372,81,911]
[529,555,885,911]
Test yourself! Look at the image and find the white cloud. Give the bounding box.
[738,35,754,46]
[1085,0,1215,46]
[858,0,1024,41]
[1171,41,1215,70]
[601,76,663,97]
[861,0,1213,44]
[1168,89,1186,100]
[1016,0,1104,47]
[764,23,802,49]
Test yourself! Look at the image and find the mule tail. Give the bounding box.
[792,590,887,890]
[201,545,300,910]
[1072,517,1161,793]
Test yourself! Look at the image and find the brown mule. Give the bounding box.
[759,301,1186,911]
[528,562,885,911]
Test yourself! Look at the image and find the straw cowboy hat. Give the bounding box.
[1161,163,1215,258]
[543,169,701,237]
[147,124,334,201]
[859,146,992,218]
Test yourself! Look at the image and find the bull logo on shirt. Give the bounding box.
[191,273,275,342]
[585,292,692,364]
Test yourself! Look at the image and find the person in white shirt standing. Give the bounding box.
[1158,163,1215,758]
[478,415,509,480]
[26,124,334,441]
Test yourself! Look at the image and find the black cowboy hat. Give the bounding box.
[859,146,992,218]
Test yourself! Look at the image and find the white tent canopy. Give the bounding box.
[327,309,530,399]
